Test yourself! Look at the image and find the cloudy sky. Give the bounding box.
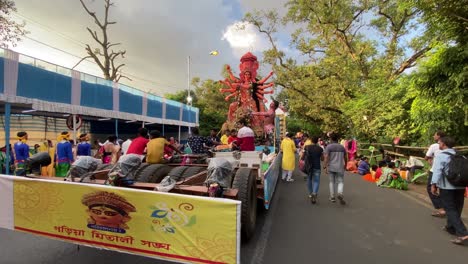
[12,0,288,96]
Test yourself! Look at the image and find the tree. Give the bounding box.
[165,75,229,136]
[75,0,128,82]
[243,0,432,141]
[0,0,27,48]
[408,0,468,144]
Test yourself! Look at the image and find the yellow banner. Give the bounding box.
[12,177,240,264]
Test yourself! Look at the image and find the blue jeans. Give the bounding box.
[307,168,321,194]
[329,171,344,197]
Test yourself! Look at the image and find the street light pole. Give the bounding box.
[187,56,192,136]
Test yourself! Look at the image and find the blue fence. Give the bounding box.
[0,50,198,125]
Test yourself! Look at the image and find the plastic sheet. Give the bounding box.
[68,156,101,180]
[109,154,142,180]
[204,158,235,188]
[26,152,52,170]
[155,176,176,192]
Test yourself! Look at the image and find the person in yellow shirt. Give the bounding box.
[146,130,181,164]
[281,132,297,182]
[220,130,230,145]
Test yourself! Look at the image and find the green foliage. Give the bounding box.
[240,0,468,145]
[409,45,468,144]
[193,79,229,135]
[0,0,27,48]
[165,75,229,136]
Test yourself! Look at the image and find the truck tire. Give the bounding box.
[181,166,205,178]
[168,166,189,181]
[134,163,151,176]
[232,168,257,241]
[149,165,172,183]
[135,164,163,182]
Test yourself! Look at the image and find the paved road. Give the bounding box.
[1,171,467,263]
[256,171,468,264]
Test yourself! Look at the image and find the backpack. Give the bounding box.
[443,152,468,187]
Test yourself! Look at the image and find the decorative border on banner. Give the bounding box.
[15,227,226,264]
[0,175,14,230]
[3,176,241,264]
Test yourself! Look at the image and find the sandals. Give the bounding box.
[431,211,446,218]
[451,237,468,245]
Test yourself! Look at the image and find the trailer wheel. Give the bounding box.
[181,166,205,178]
[135,164,165,182]
[149,165,172,183]
[232,168,257,241]
[134,163,151,178]
[168,166,189,181]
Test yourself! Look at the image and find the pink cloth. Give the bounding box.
[345,140,357,161]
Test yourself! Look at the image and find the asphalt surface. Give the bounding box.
[1,170,467,263]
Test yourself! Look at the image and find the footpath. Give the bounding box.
[406,182,468,221]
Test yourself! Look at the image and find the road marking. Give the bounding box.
[250,185,281,264]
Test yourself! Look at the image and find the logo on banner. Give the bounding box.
[81,191,136,234]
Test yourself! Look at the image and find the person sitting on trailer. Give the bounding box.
[55,131,74,177]
[233,118,255,151]
[76,133,92,157]
[187,127,210,154]
[13,131,29,176]
[126,127,149,156]
[98,135,120,164]
[147,130,182,164]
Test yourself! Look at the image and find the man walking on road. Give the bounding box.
[304,136,323,204]
[425,130,446,218]
[323,133,347,205]
[430,136,468,245]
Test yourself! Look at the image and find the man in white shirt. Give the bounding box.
[425,130,446,217]
[121,138,132,155]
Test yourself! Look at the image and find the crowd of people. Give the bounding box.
[295,129,468,246]
[4,123,467,246]
[4,118,261,178]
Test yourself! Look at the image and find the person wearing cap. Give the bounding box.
[81,191,136,230]
[55,131,74,177]
[13,131,30,176]
[76,133,92,157]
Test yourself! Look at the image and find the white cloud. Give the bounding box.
[12,0,243,96]
[222,21,270,57]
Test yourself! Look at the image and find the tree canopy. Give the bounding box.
[165,0,468,144]
[0,0,27,48]
[240,0,467,144]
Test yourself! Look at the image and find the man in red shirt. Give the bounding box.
[126,128,149,155]
[234,119,255,151]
